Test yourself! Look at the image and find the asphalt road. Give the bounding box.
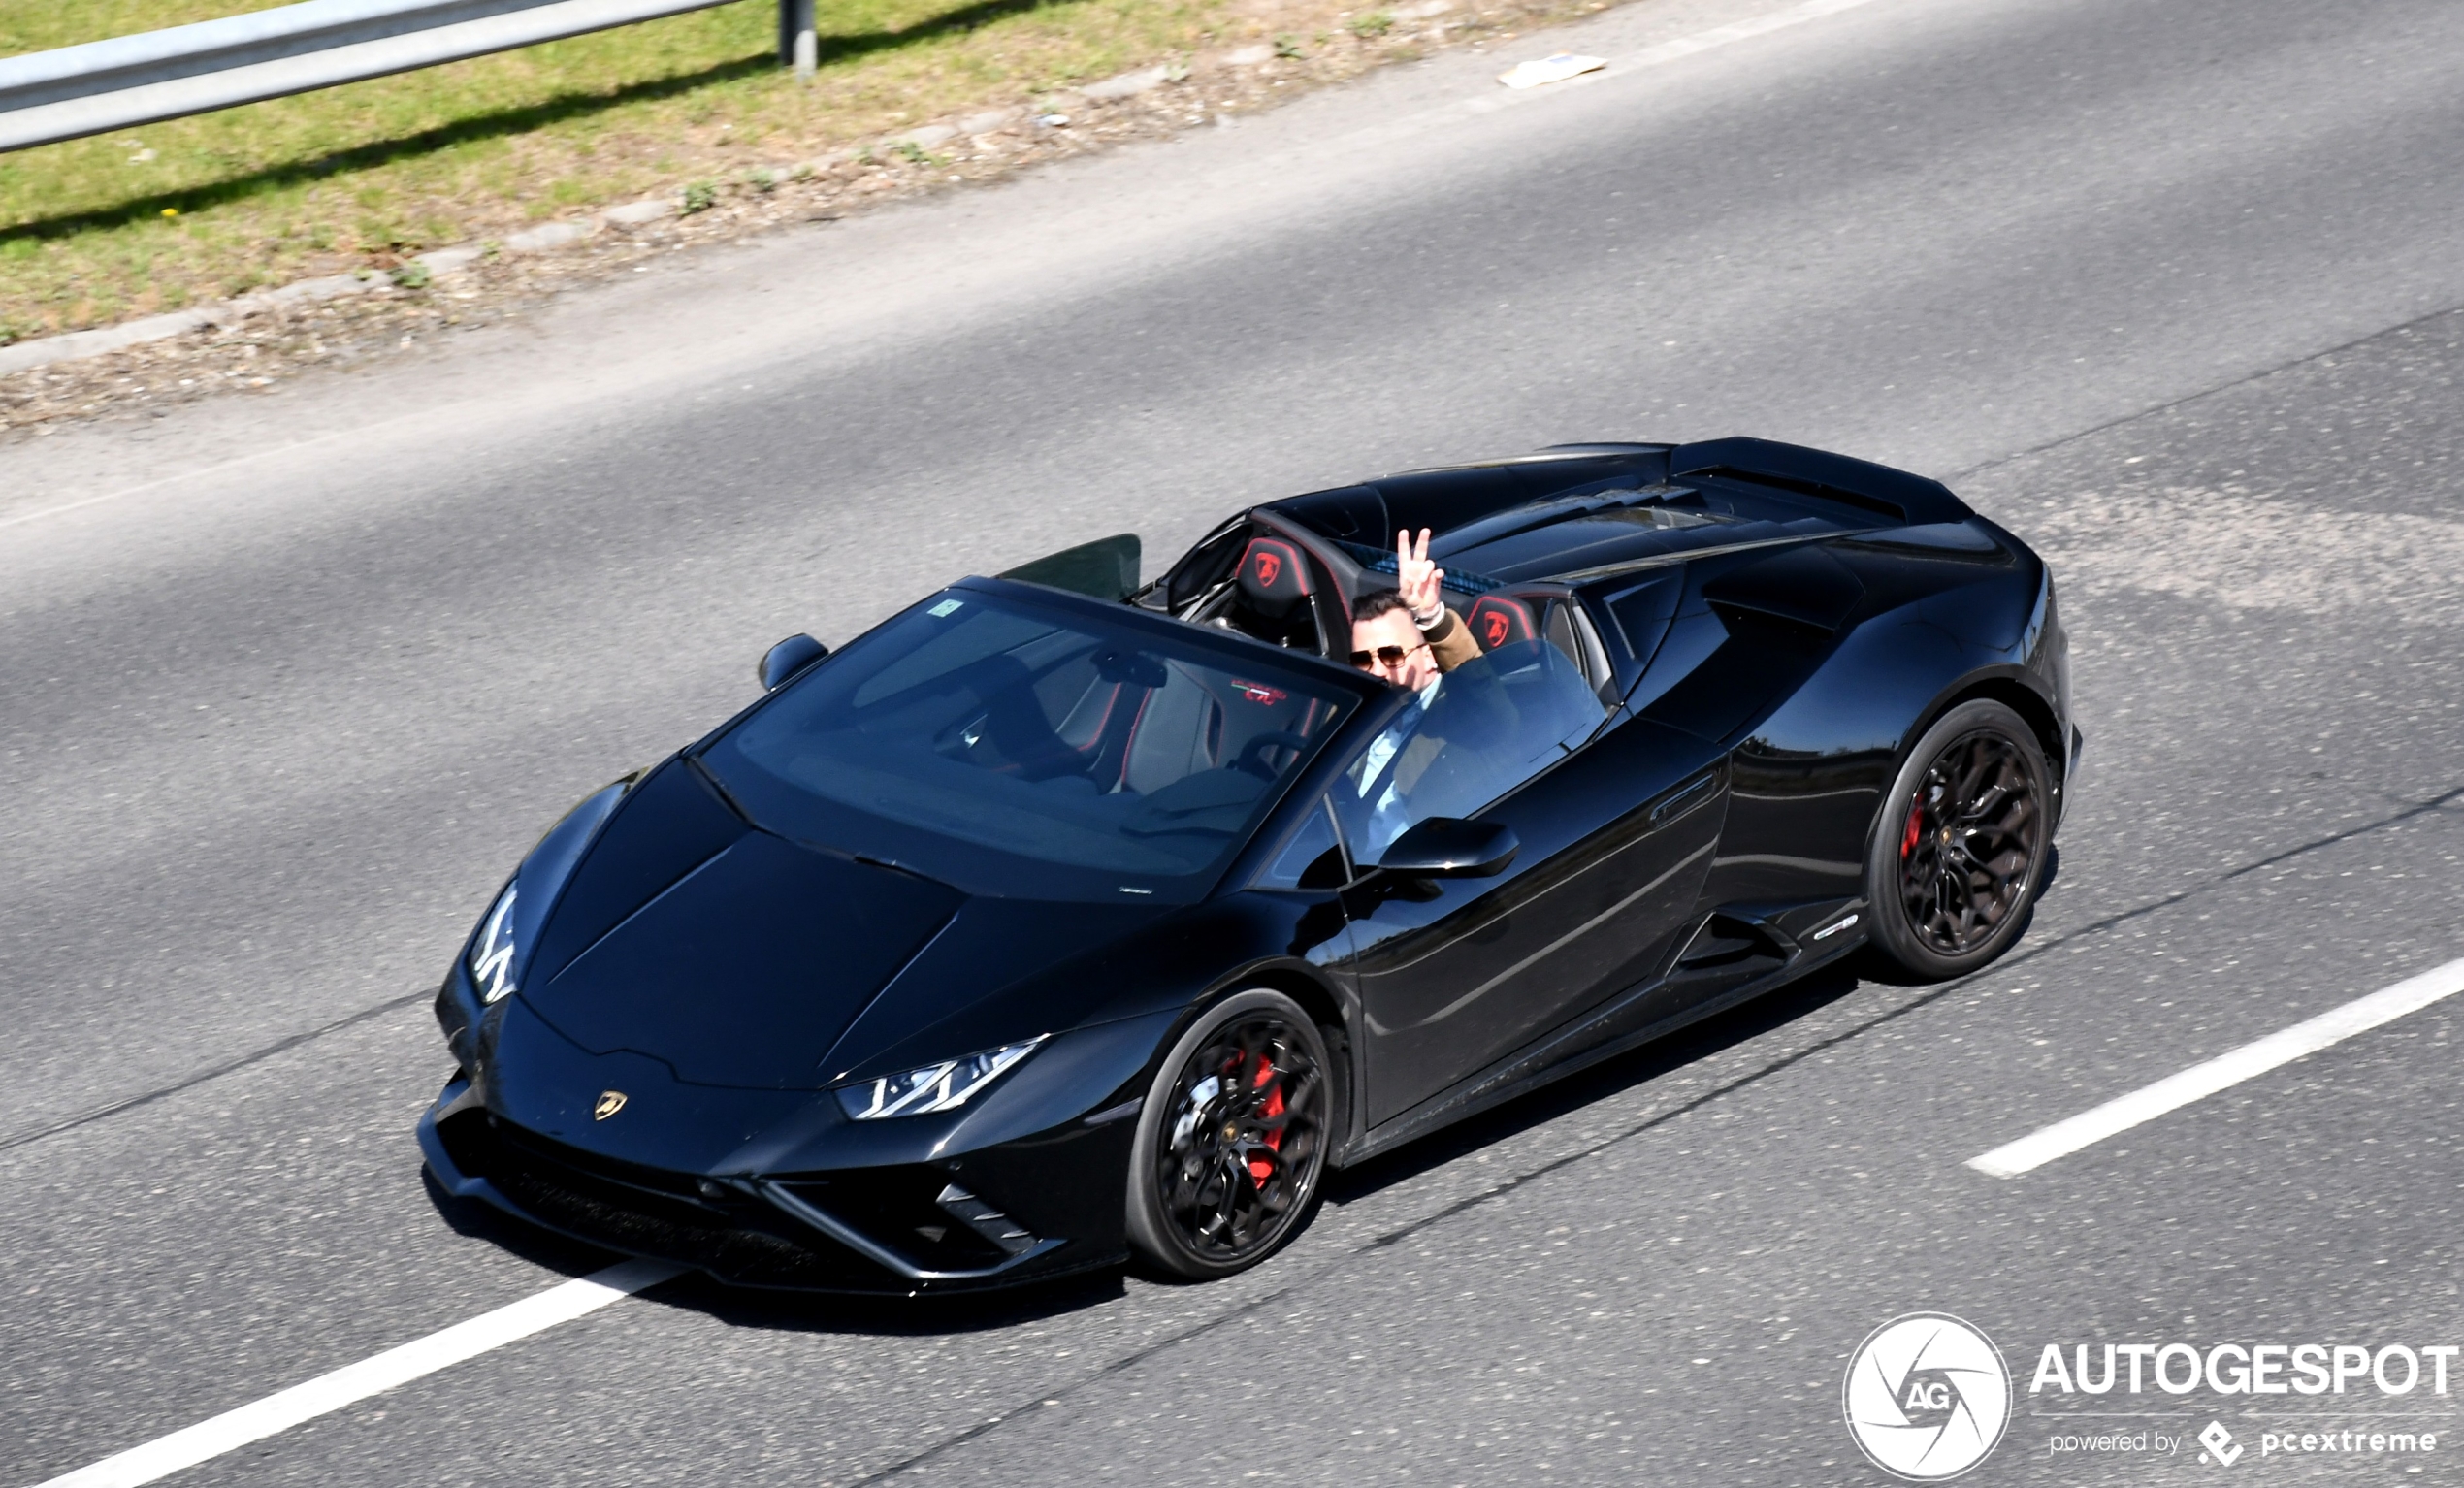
[6,0,2464,1481]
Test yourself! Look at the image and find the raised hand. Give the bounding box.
[1396,528,1446,626]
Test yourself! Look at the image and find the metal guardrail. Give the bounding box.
[0,0,815,153]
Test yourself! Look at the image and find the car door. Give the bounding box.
[1332,641,1727,1128]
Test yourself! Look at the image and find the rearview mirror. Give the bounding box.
[1377,818,1519,879]
[759,633,829,691]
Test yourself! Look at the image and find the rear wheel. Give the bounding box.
[1864,699,2051,981]
[1125,989,1330,1279]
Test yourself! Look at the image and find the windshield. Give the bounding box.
[702,588,1360,902]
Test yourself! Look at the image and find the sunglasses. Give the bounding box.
[1349,641,1430,669]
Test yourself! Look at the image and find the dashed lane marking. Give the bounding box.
[32,1259,682,1488]
[1968,954,2464,1178]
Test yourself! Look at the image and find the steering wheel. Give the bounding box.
[1232,731,1312,780]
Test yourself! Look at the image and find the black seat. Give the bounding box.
[1238,537,1311,616]
[1217,536,1322,650]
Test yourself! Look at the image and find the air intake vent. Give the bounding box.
[1676,913,1790,973]
[937,1184,1043,1257]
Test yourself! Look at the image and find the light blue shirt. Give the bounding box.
[1348,676,1443,857]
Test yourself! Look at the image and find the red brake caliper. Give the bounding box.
[1248,1057,1283,1187]
[1900,798,1925,860]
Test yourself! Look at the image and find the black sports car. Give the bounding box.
[420,437,2077,1292]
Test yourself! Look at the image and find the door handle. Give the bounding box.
[1648,768,1720,825]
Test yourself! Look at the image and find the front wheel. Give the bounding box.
[1124,989,1331,1279]
[1863,698,2052,981]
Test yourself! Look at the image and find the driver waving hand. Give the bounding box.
[1348,528,1481,690]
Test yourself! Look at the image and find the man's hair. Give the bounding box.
[1353,589,1414,625]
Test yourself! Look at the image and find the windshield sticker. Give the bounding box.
[926,598,965,618]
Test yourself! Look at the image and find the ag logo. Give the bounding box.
[1843,1312,2011,1480]
[1479,610,1512,648]
[1252,550,1282,587]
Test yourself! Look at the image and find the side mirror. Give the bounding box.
[758,633,829,691]
[1377,817,1519,879]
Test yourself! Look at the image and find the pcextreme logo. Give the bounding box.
[1843,1312,2014,1480]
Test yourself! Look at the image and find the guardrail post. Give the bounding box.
[779,0,816,76]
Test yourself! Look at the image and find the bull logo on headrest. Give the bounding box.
[1252,550,1282,587]
[1481,610,1511,647]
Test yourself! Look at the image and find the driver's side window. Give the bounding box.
[1330,639,1607,866]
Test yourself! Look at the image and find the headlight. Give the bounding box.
[836,1037,1046,1120]
[468,883,519,1005]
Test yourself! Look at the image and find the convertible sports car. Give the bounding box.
[420,437,2077,1291]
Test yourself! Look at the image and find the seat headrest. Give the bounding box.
[1238,537,1312,619]
[1467,594,1539,651]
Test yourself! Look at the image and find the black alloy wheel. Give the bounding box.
[1124,989,1330,1278]
[1864,698,2052,981]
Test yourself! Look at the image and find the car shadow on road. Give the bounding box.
[1321,963,1868,1207]
[654,1265,1133,1336]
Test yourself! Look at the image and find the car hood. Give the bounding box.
[514,759,1170,1090]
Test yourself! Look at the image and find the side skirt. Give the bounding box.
[1332,921,1866,1168]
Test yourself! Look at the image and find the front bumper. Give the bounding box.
[418,1074,1123,1293]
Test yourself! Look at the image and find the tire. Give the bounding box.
[1124,989,1332,1279]
[1863,698,2053,982]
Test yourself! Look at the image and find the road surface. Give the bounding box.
[6,0,2463,1480]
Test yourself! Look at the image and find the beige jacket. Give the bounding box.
[1423,606,1482,673]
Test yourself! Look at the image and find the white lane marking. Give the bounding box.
[1604,0,1889,73]
[1968,955,2464,1178]
[34,1258,682,1488]
[0,424,376,533]
[1456,0,1889,115]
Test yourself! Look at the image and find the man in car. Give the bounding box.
[1348,528,1479,691]
[1345,529,1516,857]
